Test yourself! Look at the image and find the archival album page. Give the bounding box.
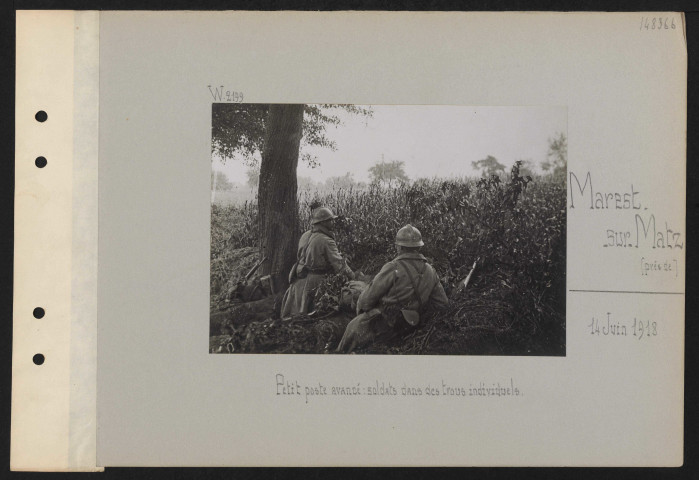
[12,11,686,469]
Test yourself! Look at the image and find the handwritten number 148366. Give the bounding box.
[640,16,676,31]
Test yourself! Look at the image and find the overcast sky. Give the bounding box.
[212,105,567,184]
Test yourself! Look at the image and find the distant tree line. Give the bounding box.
[216,132,567,196]
[471,133,567,180]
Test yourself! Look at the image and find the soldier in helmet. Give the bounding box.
[336,224,449,353]
[280,206,354,318]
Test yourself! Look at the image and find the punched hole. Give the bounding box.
[35,111,48,122]
[33,307,45,319]
[33,354,45,365]
[35,157,47,168]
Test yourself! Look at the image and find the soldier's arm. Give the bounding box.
[324,238,352,275]
[356,263,395,312]
[428,268,450,310]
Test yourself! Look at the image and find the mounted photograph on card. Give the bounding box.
[209,104,567,356]
[13,11,684,469]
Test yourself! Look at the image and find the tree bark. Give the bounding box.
[258,104,304,294]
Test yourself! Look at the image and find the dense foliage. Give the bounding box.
[210,163,566,355]
[212,103,372,167]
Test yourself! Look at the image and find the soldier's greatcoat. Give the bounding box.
[337,252,448,352]
[280,224,348,317]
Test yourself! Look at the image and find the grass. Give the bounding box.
[210,165,566,355]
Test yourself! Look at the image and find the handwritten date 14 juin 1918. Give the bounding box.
[589,313,657,340]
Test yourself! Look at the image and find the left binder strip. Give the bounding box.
[13,10,101,472]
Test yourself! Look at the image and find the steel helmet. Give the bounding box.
[395,224,424,247]
[311,207,338,225]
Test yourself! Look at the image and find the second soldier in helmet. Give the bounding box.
[280,207,354,318]
[337,224,449,353]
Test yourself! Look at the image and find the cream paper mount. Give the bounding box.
[13,10,686,470]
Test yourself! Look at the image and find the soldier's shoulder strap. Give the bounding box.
[298,231,317,259]
[395,259,429,310]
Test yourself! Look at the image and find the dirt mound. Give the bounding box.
[371,294,517,355]
[210,295,279,335]
[210,270,563,355]
[210,246,259,307]
[211,311,354,354]
[209,229,564,356]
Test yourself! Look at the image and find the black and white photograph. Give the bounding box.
[209,104,567,355]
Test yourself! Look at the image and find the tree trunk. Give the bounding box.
[258,104,304,294]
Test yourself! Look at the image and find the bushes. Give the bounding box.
[210,201,258,301]
[211,163,566,355]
